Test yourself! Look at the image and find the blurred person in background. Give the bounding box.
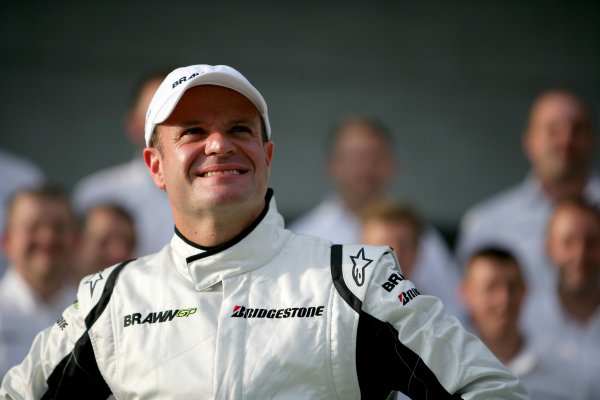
[0,186,77,378]
[289,115,462,313]
[0,148,45,275]
[72,203,136,284]
[523,199,600,400]
[361,199,465,320]
[460,247,576,400]
[72,70,173,258]
[456,89,600,307]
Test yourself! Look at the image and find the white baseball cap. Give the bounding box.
[144,64,270,146]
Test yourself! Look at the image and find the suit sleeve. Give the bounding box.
[0,297,90,399]
[0,262,128,400]
[359,250,530,399]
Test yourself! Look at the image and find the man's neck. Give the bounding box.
[558,284,600,325]
[479,329,523,364]
[175,202,266,247]
[538,171,589,202]
[22,273,63,304]
[342,192,386,216]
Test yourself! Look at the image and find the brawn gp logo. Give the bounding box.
[123,308,197,327]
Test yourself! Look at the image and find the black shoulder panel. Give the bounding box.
[85,260,130,329]
[42,259,132,399]
[41,332,111,400]
[330,244,362,313]
[356,311,462,399]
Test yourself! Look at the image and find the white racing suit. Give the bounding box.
[1,190,528,399]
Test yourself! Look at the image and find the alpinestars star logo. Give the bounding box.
[84,272,104,297]
[351,248,373,287]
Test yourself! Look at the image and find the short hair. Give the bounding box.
[469,247,518,264]
[362,200,422,238]
[327,115,395,157]
[527,89,596,132]
[465,246,521,277]
[84,203,135,228]
[5,184,74,231]
[83,202,137,250]
[127,69,171,113]
[547,198,600,235]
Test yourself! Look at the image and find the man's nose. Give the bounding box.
[205,131,236,156]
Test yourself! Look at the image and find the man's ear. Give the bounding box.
[264,140,274,168]
[144,147,166,190]
[458,281,471,308]
[1,231,10,259]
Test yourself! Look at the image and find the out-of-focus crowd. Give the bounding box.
[0,73,598,400]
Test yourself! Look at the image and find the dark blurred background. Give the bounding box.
[1,1,599,245]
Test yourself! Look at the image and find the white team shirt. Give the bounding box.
[0,268,76,378]
[72,156,174,258]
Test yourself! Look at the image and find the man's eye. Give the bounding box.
[230,125,252,134]
[183,128,205,136]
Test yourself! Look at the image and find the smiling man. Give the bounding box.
[1,65,528,399]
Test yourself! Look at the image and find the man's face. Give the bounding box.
[79,207,135,274]
[330,125,395,206]
[524,92,594,182]
[145,85,273,222]
[547,205,600,294]
[461,257,525,339]
[362,219,418,278]
[127,78,163,147]
[2,194,77,285]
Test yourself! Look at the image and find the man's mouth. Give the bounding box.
[201,170,242,177]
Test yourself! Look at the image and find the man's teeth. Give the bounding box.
[203,170,240,177]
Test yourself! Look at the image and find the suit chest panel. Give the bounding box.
[105,267,338,398]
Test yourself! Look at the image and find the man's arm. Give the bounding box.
[362,251,529,399]
[332,244,529,399]
[1,262,129,399]
[0,299,90,399]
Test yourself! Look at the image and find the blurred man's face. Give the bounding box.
[461,257,525,339]
[2,194,77,287]
[524,92,594,183]
[362,219,418,278]
[78,207,136,278]
[330,125,395,208]
[547,204,600,295]
[127,78,163,147]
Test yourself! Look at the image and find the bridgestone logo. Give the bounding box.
[231,305,325,319]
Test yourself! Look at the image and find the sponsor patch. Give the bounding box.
[350,248,373,287]
[56,315,68,331]
[381,273,406,292]
[84,272,104,297]
[231,305,324,319]
[123,307,197,327]
[381,273,421,305]
[398,288,421,305]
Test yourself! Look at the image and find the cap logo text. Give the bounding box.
[172,72,200,89]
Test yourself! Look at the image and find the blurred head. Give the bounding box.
[461,248,526,340]
[76,204,136,281]
[361,201,421,278]
[1,186,77,298]
[523,90,595,184]
[328,116,396,211]
[546,199,600,296]
[125,70,169,148]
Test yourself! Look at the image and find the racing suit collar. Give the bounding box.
[170,189,290,291]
